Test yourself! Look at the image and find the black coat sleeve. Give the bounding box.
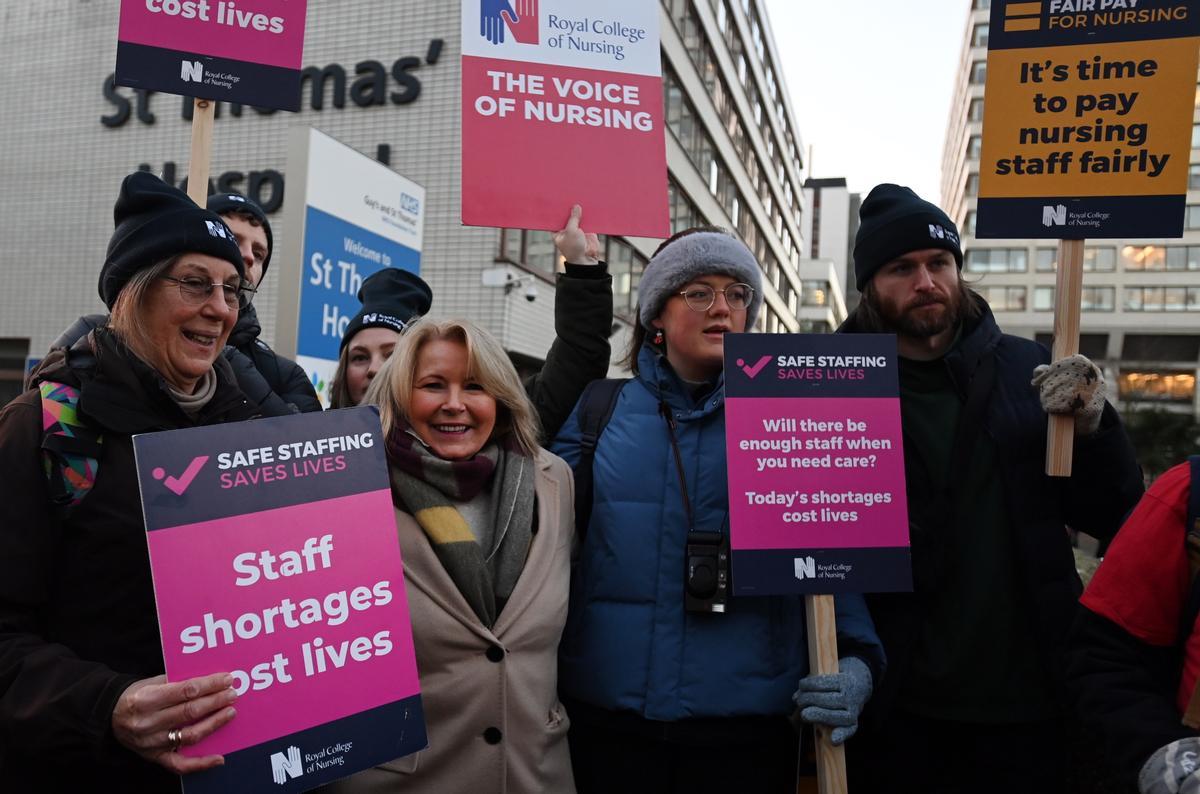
[0,396,139,764]
[524,264,613,444]
[239,341,322,415]
[1065,402,1144,543]
[273,353,322,414]
[1067,606,1194,784]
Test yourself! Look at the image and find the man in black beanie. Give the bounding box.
[206,193,321,414]
[840,184,1144,792]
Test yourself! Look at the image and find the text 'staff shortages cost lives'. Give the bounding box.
[724,334,912,597]
[133,407,426,794]
[976,0,1200,239]
[116,0,307,110]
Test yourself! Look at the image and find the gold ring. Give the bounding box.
[168,728,183,751]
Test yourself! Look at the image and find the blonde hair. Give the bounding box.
[109,257,179,358]
[365,317,541,456]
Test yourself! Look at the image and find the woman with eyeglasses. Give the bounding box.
[551,227,886,793]
[0,173,261,790]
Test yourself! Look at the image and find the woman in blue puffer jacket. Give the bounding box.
[552,227,885,794]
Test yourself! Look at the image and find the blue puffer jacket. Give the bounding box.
[552,345,885,721]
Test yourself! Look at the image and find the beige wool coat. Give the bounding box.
[329,448,576,794]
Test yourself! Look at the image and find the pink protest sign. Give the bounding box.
[116,0,307,110]
[460,0,669,237]
[724,335,913,595]
[134,407,425,793]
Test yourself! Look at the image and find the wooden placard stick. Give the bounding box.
[1045,238,1085,477]
[185,98,216,205]
[802,594,847,794]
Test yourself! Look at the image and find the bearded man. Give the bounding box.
[839,184,1143,793]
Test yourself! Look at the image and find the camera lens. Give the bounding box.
[688,559,717,597]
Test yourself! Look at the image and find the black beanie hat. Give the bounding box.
[853,184,962,291]
[100,172,244,309]
[340,268,433,352]
[207,193,274,277]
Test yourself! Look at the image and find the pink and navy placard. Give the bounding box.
[724,334,912,596]
[116,0,307,111]
[133,407,424,794]
[459,0,669,237]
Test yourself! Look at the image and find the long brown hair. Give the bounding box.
[109,257,179,357]
[849,272,981,333]
[328,345,354,409]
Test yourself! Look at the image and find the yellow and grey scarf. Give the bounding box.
[386,422,534,627]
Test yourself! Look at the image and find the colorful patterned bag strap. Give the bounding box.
[39,380,103,512]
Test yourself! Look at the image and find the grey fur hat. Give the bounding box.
[637,232,763,329]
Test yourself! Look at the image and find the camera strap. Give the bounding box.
[659,400,696,532]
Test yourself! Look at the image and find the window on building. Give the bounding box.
[1126,286,1200,312]
[1033,286,1055,311]
[1036,246,1116,272]
[968,98,985,122]
[972,0,992,8]
[1188,206,1200,230]
[972,23,989,48]
[524,231,558,276]
[1082,286,1116,311]
[1191,164,1200,190]
[801,280,830,307]
[605,237,647,320]
[1194,123,1200,150]
[1118,371,1196,403]
[965,247,1028,273]
[1122,244,1167,271]
[499,228,522,263]
[1123,334,1200,361]
[977,285,1027,312]
[964,210,977,236]
[970,61,987,84]
[797,320,832,334]
[965,173,980,197]
[967,135,982,159]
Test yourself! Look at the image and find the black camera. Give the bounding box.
[685,531,729,613]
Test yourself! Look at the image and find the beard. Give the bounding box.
[876,289,961,339]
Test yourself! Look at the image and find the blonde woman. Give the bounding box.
[331,318,575,793]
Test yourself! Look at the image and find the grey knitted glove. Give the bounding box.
[1139,738,1200,794]
[793,656,872,746]
[1031,353,1105,436]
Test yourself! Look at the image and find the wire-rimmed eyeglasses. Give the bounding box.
[677,283,754,312]
[161,275,256,310]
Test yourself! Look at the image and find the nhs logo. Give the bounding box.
[1042,204,1067,227]
[400,192,421,214]
[794,556,816,580]
[180,60,204,83]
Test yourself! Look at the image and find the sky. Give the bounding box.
[761,1,971,204]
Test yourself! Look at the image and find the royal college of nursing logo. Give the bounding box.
[479,0,539,45]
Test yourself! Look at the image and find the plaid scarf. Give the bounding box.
[386,421,535,627]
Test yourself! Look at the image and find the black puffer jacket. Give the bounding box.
[523,263,614,444]
[839,296,1144,724]
[52,311,317,417]
[0,328,259,790]
[226,303,321,414]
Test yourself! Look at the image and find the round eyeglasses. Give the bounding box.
[161,275,256,310]
[677,283,754,312]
